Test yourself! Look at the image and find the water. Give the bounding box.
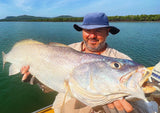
[0,22,160,113]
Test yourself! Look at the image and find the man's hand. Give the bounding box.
[107,99,133,113]
[21,65,30,81]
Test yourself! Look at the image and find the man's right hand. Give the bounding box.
[21,65,30,81]
[106,99,133,113]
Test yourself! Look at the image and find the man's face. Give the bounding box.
[82,28,109,52]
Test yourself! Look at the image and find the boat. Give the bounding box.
[32,104,54,113]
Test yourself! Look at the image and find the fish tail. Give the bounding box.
[2,51,6,69]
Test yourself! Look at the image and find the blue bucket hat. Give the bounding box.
[74,13,120,34]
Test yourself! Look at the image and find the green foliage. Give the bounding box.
[0,14,160,22]
[44,17,83,22]
[108,14,160,21]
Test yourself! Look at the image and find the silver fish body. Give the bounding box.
[3,40,82,92]
[2,39,157,112]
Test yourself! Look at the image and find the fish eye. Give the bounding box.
[111,62,121,69]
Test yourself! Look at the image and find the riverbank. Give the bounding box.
[0,14,160,22]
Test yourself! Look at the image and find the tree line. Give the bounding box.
[28,14,160,22]
[32,17,83,22]
[108,14,160,21]
[0,14,160,22]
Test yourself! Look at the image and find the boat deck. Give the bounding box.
[32,105,54,113]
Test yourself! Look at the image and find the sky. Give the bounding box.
[0,0,159,19]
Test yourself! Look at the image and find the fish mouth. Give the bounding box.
[120,67,158,94]
[138,68,152,86]
[119,66,152,87]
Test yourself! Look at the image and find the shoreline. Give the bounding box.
[0,21,160,22]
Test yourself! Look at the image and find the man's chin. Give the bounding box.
[87,45,100,52]
[88,44,96,48]
[85,42,101,51]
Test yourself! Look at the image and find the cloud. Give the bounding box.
[70,0,111,16]
[14,0,32,11]
[33,0,82,17]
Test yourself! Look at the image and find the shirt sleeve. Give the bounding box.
[68,42,82,51]
[102,48,132,60]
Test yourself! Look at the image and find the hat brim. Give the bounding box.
[74,24,120,35]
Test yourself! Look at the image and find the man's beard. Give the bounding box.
[84,40,106,52]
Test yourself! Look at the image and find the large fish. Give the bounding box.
[2,39,158,113]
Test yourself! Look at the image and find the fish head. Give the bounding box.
[105,58,151,86]
[69,57,151,100]
[69,57,152,107]
[100,58,152,93]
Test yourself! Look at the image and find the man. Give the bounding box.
[21,13,138,113]
[63,13,133,113]
[69,13,131,60]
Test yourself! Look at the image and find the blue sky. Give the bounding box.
[0,0,159,19]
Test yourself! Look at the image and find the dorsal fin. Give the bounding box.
[13,39,44,48]
[48,42,69,47]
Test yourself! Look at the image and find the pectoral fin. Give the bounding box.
[52,93,72,113]
[53,81,72,113]
[9,64,20,76]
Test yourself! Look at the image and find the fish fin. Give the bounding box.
[13,39,44,48]
[48,42,69,47]
[60,81,70,111]
[52,81,71,113]
[9,64,20,76]
[2,51,6,69]
[52,93,71,113]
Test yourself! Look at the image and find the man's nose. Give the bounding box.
[89,33,96,38]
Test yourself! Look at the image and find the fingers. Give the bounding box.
[21,65,30,81]
[113,100,124,112]
[22,71,30,81]
[21,65,30,74]
[119,99,133,113]
[106,103,118,113]
[107,103,115,109]
[107,99,133,113]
